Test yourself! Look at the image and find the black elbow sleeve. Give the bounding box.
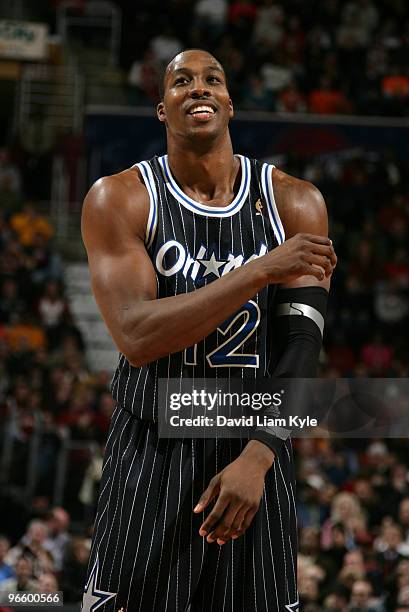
[250,286,328,455]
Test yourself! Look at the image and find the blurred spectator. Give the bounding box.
[253,0,284,47]
[10,203,53,249]
[24,231,62,286]
[0,280,25,324]
[382,71,409,99]
[361,334,394,375]
[309,77,352,114]
[60,537,89,603]
[0,148,22,196]
[241,74,275,111]
[128,50,161,104]
[0,537,14,584]
[36,572,59,593]
[375,524,408,573]
[228,0,257,39]
[277,81,307,113]
[260,56,293,93]
[5,520,54,578]
[194,0,228,41]
[37,281,69,350]
[5,313,47,353]
[399,499,409,545]
[43,508,71,573]
[323,588,349,611]
[150,26,183,64]
[338,549,366,590]
[322,492,367,550]
[0,556,37,596]
[349,578,385,611]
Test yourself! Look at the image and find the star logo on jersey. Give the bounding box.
[81,555,116,611]
[255,198,263,215]
[285,600,299,611]
[198,252,226,278]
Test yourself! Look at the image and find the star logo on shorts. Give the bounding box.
[285,600,299,611]
[81,555,116,611]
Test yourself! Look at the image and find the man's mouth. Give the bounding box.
[188,105,216,120]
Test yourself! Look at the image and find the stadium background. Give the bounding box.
[0,0,409,610]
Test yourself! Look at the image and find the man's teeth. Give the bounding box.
[190,106,215,114]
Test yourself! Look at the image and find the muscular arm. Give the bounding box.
[82,169,335,367]
[273,168,332,291]
[245,171,333,459]
[196,170,336,545]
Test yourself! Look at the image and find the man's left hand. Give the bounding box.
[193,441,274,544]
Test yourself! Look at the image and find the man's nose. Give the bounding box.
[189,81,210,97]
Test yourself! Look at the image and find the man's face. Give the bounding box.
[157,50,233,141]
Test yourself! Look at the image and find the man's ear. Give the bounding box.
[229,98,234,119]
[157,101,166,123]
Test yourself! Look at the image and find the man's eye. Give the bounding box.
[175,77,188,85]
[208,76,221,83]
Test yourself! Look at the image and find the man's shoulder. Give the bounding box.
[83,166,150,221]
[272,168,324,208]
[81,165,151,244]
[88,165,146,202]
[271,168,327,237]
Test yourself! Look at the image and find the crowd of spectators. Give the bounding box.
[0,135,409,609]
[0,145,114,602]
[294,437,409,610]
[123,0,409,116]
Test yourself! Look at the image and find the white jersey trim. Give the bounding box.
[261,163,285,245]
[133,160,158,249]
[157,154,251,217]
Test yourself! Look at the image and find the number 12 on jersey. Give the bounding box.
[184,300,261,368]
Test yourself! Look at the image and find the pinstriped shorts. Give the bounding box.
[81,405,299,612]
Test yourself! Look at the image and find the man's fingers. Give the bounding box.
[199,493,229,537]
[194,476,220,514]
[205,503,244,544]
[217,506,248,544]
[308,254,333,276]
[299,233,332,246]
[308,264,326,281]
[311,243,337,267]
[216,504,259,544]
[240,507,259,533]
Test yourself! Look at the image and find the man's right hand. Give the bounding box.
[261,233,337,285]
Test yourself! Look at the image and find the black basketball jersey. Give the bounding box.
[110,154,285,420]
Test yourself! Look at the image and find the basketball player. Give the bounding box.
[81,49,336,611]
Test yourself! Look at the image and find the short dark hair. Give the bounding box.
[157,48,225,101]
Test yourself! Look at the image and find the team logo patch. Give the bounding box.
[81,554,117,611]
[255,198,263,215]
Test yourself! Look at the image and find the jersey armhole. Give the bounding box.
[260,163,285,245]
[133,161,158,249]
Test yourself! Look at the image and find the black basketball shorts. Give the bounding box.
[81,405,299,612]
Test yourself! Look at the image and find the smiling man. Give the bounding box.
[81,49,336,612]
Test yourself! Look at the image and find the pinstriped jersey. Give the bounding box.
[110,154,285,420]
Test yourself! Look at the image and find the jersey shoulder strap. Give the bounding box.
[253,159,285,245]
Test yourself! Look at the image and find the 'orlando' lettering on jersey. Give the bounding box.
[111,154,285,420]
[155,241,268,283]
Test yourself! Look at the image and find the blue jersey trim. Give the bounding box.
[158,154,250,217]
[261,163,285,245]
[134,161,158,248]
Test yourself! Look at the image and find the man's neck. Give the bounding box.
[166,137,238,205]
